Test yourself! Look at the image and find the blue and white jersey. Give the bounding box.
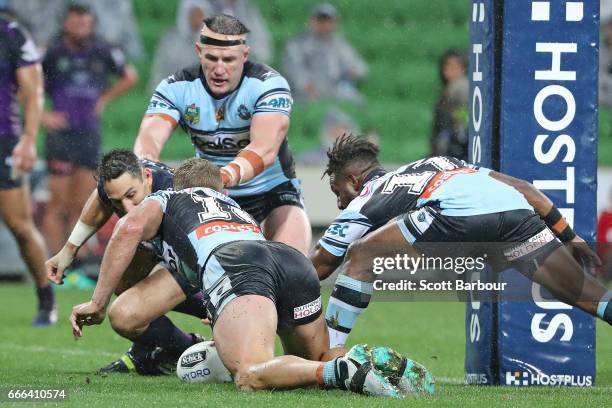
[144,187,265,289]
[319,157,532,257]
[146,62,297,197]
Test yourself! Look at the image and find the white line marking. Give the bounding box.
[0,342,118,357]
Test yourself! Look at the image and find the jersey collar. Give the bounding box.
[360,167,387,190]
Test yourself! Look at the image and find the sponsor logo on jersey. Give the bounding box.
[294,296,322,319]
[256,94,292,111]
[420,167,478,198]
[148,100,172,110]
[195,221,262,238]
[192,135,251,151]
[327,224,349,238]
[237,104,251,120]
[180,351,206,368]
[184,103,200,125]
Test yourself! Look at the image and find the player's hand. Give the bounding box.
[11,138,36,172]
[46,245,77,284]
[201,318,211,326]
[565,235,602,269]
[220,168,230,187]
[70,301,106,339]
[42,111,68,131]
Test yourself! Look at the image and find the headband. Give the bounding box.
[200,35,246,46]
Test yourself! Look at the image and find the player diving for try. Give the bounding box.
[133,14,311,254]
[69,158,436,398]
[311,135,612,348]
[46,150,207,374]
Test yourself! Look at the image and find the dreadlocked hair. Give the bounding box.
[324,133,380,178]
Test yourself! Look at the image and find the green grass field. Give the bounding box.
[0,284,610,407]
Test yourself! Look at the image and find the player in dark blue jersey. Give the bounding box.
[46,149,205,375]
[68,158,435,398]
[311,135,612,347]
[0,11,56,326]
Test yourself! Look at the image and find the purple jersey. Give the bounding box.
[0,16,40,138]
[43,37,126,132]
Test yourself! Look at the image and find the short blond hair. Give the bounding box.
[174,158,223,191]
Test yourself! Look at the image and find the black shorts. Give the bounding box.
[397,207,562,276]
[45,131,101,175]
[0,137,22,190]
[233,180,304,223]
[202,240,322,329]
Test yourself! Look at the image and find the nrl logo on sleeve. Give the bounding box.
[184,103,200,125]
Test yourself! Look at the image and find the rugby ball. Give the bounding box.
[176,340,232,383]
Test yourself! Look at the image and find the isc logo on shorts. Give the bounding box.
[294,297,322,319]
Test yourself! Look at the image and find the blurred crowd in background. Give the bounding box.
[1,0,611,281]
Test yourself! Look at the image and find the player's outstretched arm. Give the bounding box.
[489,170,554,215]
[310,244,344,281]
[133,114,176,161]
[46,190,113,284]
[91,200,163,310]
[220,113,289,187]
[71,199,163,338]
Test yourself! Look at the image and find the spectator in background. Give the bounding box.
[600,18,612,108]
[9,0,143,60]
[282,3,368,104]
[0,9,56,325]
[79,0,144,61]
[8,0,65,51]
[149,0,210,91]
[430,49,469,161]
[298,108,359,165]
[41,4,138,257]
[209,0,271,63]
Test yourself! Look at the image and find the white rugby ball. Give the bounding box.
[176,340,232,383]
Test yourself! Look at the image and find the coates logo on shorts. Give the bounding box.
[180,351,206,368]
[195,221,262,238]
[505,371,592,387]
[294,297,322,320]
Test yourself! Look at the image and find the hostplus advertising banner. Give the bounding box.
[466,0,597,386]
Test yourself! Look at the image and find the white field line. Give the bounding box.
[0,342,118,357]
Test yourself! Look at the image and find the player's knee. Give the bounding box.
[5,217,35,245]
[108,300,144,337]
[234,364,267,391]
